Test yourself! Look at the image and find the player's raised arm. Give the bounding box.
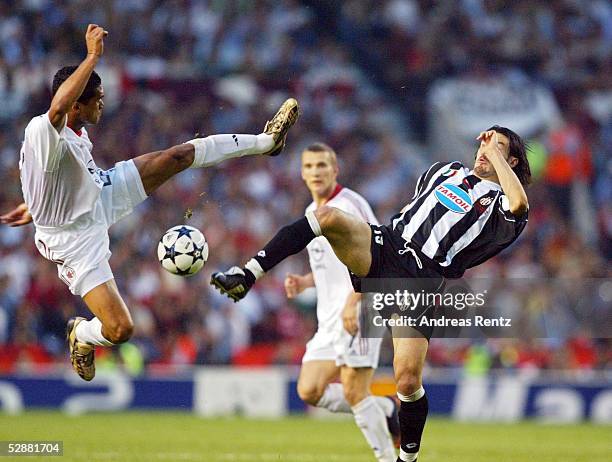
[479,131,529,215]
[48,24,107,131]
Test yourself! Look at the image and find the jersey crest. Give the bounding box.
[309,240,325,262]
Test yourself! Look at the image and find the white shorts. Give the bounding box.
[34,160,147,297]
[302,326,382,369]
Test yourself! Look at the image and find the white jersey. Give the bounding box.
[305,186,378,331]
[19,112,106,228]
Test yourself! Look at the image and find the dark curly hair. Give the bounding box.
[51,66,101,103]
[486,125,532,186]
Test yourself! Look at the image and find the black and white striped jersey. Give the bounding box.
[389,161,527,278]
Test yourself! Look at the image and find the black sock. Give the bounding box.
[248,216,317,275]
[398,393,428,460]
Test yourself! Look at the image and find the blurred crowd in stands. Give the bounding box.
[0,0,610,375]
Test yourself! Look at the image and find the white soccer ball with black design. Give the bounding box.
[157,225,208,276]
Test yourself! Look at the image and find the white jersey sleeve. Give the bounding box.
[24,112,67,173]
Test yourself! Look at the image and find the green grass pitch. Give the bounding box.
[0,412,609,461]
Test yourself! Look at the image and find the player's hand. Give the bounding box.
[476,130,496,146]
[85,24,108,57]
[477,130,503,159]
[284,273,305,298]
[342,297,359,336]
[0,203,32,227]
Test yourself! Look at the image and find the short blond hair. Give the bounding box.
[303,142,337,166]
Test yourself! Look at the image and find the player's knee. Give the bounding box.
[165,144,194,171]
[104,318,134,344]
[314,206,340,233]
[297,382,323,406]
[395,366,422,396]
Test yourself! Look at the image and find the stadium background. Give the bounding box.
[0,0,610,460]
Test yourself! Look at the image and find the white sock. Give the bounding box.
[244,258,265,281]
[315,383,351,413]
[399,448,418,462]
[314,386,394,416]
[397,387,425,402]
[352,396,396,462]
[75,317,114,346]
[375,396,395,418]
[305,210,322,236]
[187,133,274,168]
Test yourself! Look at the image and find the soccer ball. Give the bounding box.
[157,225,208,276]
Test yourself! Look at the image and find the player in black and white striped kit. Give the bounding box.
[212,126,530,461]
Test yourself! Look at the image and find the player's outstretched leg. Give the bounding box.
[188,97,300,167]
[211,206,372,301]
[134,98,299,195]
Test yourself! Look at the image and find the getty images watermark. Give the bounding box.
[370,288,512,328]
[359,277,612,339]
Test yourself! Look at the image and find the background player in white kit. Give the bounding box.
[283,143,398,462]
[1,25,299,381]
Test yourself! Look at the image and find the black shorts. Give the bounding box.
[352,224,445,340]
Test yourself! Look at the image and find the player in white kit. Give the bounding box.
[283,143,399,462]
[1,25,299,381]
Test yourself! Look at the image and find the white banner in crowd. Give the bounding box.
[428,76,562,162]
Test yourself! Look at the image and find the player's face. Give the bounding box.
[473,132,514,179]
[301,150,338,198]
[77,86,105,125]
